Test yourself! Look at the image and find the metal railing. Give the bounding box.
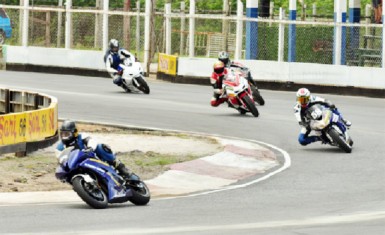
[1,2,384,68]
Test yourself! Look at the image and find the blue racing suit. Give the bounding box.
[56,134,116,164]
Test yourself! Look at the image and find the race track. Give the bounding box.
[0,71,384,235]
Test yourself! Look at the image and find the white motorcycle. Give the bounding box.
[117,57,150,94]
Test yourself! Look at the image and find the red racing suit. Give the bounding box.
[209,68,229,107]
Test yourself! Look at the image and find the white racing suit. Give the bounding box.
[294,95,337,146]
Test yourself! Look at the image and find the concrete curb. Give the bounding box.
[0,121,283,205]
[146,137,278,197]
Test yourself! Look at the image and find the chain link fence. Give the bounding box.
[29,9,62,47]
[0,2,383,67]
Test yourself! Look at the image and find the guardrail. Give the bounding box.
[0,88,58,156]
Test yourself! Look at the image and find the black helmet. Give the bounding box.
[60,120,78,146]
[218,51,230,66]
[109,39,119,54]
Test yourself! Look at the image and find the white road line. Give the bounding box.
[7,211,385,235]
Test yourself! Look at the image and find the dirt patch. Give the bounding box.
[0,123,223,193]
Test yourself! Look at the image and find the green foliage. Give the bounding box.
[2,0,375,14]
[257,24,333,64]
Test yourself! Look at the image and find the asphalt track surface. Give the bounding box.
[0,71,384,235]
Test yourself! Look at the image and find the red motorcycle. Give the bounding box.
[221,69,259,117]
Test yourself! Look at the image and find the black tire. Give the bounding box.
[128,181,151,206]
[241,95,259,117]
[328,128,352,153]
[72,176,108,209]
[134,76,150,94]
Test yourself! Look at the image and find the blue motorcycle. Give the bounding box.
[306,104,353,153]
[55,147,150,209]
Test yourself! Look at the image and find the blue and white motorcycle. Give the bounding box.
[56,147,150,209]
[117,57,150,94]
[306,104,353,153]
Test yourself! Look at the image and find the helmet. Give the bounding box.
[109,39,119,53]
[60,120,78,146]
[218,51,230,66]
[296,88,311,108]
[213,61,225,75]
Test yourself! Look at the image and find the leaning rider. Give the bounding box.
[210,61,229,107]
[104,39,135,87]
[56,120,133,180]
[294,88,352,146]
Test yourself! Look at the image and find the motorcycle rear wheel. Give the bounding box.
[242,95,259,117]
[134,76,150,94]
[328,128,352,153]
[72,176,108,209]
[128,181,151,206]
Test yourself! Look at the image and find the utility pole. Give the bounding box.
[123,0,131,49]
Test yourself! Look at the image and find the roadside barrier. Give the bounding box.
[0,88,58,156]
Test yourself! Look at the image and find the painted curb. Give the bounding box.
[0,121,290,205]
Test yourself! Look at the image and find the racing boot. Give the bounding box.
[113,160,132,180]
[341,118,352,127]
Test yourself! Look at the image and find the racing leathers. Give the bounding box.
[56,134,132,179]
[105,49,135,86]
[294,96,347,146]
[210,68,229,107]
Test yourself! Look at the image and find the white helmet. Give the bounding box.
[296,88,311,108]
[109,39,119,53]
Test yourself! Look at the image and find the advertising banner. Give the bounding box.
[0,103,58,146]
[158,53,178,75]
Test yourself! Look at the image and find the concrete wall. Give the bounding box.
[5,46,106,71]
[178,57,385,89]
[4,46,385,90]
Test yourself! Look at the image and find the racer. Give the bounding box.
[56,120,133,180]
[104,39,135,87]
[294,88,352,146]
[210,61,229,107]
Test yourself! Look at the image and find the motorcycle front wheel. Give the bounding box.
[242,95,259,117]
[328,128,352,153]
[134,76,150,94]
[72,176,108,209]
[128,181,151,206]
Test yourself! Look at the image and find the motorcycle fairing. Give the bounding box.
[79,158,133,202]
